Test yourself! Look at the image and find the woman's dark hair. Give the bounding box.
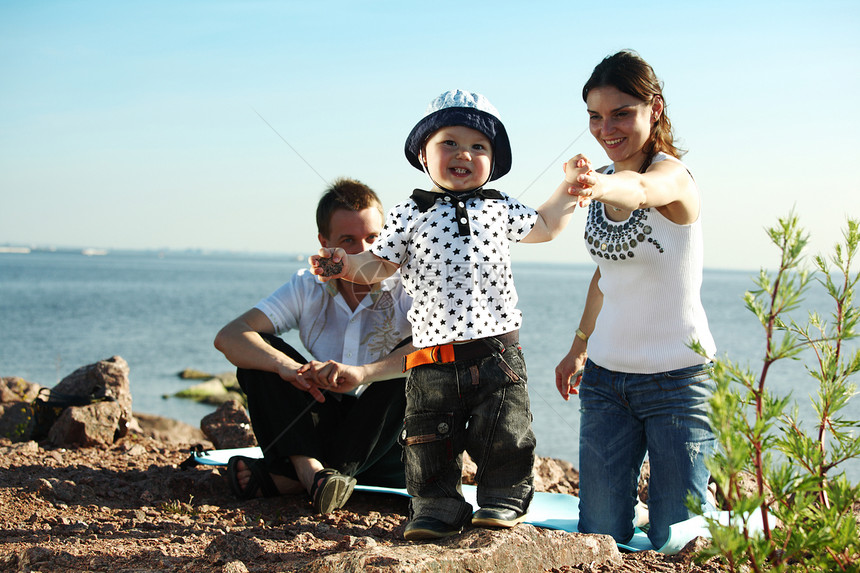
[582,50,684,172]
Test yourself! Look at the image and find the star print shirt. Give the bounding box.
[371,190,538,348]
[585,152,716,373]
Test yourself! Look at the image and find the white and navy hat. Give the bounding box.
[404,89,512,181]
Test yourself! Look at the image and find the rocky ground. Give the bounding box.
[0,414,731,573]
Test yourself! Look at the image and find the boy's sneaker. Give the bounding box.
[404,516,463,540]
[471,507,528,528]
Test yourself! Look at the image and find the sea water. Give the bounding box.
[1,250,857,481]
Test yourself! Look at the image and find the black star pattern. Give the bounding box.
[370,191,539,347]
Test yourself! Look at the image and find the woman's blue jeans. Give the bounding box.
[578,359,716,549]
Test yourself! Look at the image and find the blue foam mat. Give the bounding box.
[195,446,765,554]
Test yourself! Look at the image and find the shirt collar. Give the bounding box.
[410,188,504,237]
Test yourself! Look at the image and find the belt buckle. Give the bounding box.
[431,346,444,364]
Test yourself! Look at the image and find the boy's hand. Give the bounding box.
[309,248,347,281]
[564,154,597,207]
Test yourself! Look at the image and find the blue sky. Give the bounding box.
[1,0,858,270]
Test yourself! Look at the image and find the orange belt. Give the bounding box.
[401,331,519,372]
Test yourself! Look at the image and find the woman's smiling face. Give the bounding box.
[421,125,493,191]
[586,85,662,172]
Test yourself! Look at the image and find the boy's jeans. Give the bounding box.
[402,344,535,527]
[578,359,716,550]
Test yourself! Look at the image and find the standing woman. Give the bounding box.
[554,50,717,550]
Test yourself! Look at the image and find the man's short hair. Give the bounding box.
[316,178,384,239]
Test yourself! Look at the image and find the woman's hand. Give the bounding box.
[555,342,587,401]
[309,248,347,281]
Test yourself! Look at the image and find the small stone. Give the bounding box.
[223,561,249,573]
[126,443,147,457]
[318,257,343,277]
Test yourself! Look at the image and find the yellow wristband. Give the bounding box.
[575,328,589,342]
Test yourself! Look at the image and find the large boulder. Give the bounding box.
[134,412,209,445]
[48,400,123,447]
[0,377,43,403]
[50,356,133,441]
[200,400,257,449]
[0,402,35,442]
[303,524,622,572]
[0,378,42,441]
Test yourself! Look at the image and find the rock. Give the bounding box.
[638,459,650,502]
[200,400,256,449]
[178,368,217,380]
[0,377,43,442]
[533,457,580,495]
[134,412,209,444]
[17,546,53,568]
[0,401,35,442]
[172,378,245,405]
[11,440,39,456]
[461,453,579,497]
[304,524,622,572]
[52,480,80,503]
[223,561,250,573]
[48,400,122,447]
[0,377,43,403]
[673,535,712,562]
[709,470,773,509]
[205,532,264,562]
[461,451,478,483]
[50,356,133,439]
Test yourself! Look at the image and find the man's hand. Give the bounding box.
[296,360,364,395]
[278,362,327,403]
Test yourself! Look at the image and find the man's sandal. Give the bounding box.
[227,455,279,500]
[310,468,356,513]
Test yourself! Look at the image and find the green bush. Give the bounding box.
[694,213,860,572]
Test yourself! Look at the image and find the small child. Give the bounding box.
[311,89,583,540]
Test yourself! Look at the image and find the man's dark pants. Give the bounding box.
[237,333,407,487]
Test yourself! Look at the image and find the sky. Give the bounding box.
[1,0,858,271]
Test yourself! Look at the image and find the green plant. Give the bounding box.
[693,212,860,572]
[160,495,197,516]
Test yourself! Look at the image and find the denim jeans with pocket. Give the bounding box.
[401,343,535,527]
[577,359,716,549]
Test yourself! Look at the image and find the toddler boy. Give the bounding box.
[311,90,579,539]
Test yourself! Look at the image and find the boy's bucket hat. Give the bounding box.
[405,89,512,181]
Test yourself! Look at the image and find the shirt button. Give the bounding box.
[444,196,451,202]
[460,217,467,224]
[458,201,465,208]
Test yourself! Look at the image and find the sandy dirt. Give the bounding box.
[0,429,730,572]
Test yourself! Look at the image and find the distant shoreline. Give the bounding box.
[0,246,758,273]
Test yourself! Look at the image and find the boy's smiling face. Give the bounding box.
[421,125,493,192]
